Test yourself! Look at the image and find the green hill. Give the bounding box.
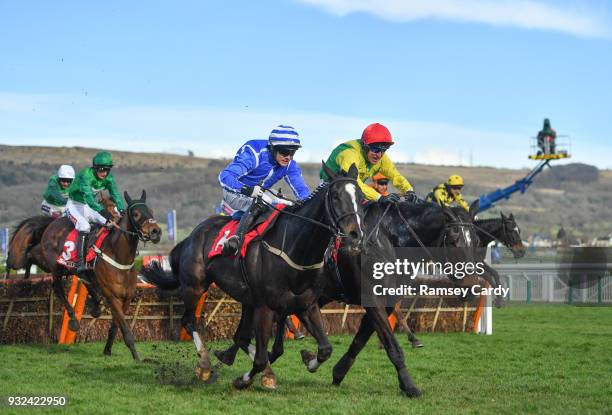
[1,145,611,244]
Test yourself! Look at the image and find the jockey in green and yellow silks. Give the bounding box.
[320,123,417,204]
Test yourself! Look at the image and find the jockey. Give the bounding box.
[426,174,469,211]
[369,172,390,196]
[218,125,310,254]
[41,165,75,218]
[537,118,557,154]
[66,151,125,273]
[320,123,417,204]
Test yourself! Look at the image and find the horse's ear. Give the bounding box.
[509,213,514,220]
[347,163,358,179]
[124,191,132,206]
[469,200,480,220]
[140,189,146,202]
[321,161,337,180]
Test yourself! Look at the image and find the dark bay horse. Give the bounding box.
[212,199,481,397]
[142,164,365,389]
[6,195,118,279]
[37,191,161,359]
[474,212,526,307]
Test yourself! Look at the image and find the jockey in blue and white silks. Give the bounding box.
[218,125,311,254]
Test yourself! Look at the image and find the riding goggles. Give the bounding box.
[275,147,297,157]
[367,144,391,154]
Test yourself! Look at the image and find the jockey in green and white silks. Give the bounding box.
[65,151,125,273]
[41,165,75,218]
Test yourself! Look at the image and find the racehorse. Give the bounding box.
[474,212,526,307]
[37,190,161,360]
[6,195,118,279]
[195,199,481,397]
[142,164,366,390]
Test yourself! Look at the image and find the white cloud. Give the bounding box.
[296,0,610,38]
[0,91,605,169]
[413,149,465,166]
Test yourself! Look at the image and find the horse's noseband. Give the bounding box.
[325,177,363,239]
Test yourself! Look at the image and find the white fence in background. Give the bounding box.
[492,263,612,304]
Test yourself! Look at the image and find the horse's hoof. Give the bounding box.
[494,296,506,308]
[411,341,424,349]
[68,319,80,332]
[403,386,422,398]
[214,349,235,366]
[261,374,277,390]
[195,366,218,384]
[233,376,253,390]
[103,349,111,356]
[300,349,317,373]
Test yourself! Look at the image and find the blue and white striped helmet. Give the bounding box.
[268,125,301,148]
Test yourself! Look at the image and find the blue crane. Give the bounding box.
[478,159,551,211]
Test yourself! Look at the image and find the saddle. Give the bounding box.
[57,225,111,270]
[208,204,287,259]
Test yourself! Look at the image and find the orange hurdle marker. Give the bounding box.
[179,291,208,341]
[64,281,88,344]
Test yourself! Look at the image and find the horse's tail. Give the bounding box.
[7,216,54,269]
[140,261,180,290]
[141,240,187,291]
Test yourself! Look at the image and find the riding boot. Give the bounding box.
[224,203,264,255]
[75,231,89,275]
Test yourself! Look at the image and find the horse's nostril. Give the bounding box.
[350,231,359,239]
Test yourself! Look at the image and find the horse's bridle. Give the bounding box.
[115,202,156,242]
[323,177,364,238]
[261,178,363,240]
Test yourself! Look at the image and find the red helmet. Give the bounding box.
[361,123,394,145]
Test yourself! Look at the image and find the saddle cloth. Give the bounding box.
[57,227,110,270]
[208,204,287,259]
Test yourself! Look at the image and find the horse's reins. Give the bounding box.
[111,202,155,242]
[260,179,363,239]
[394,202,436,261]
[94,201,155,270]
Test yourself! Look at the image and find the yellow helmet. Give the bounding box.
[447,175,464,187]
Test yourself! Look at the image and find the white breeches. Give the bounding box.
[66,199,107,232]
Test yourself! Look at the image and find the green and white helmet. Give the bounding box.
[92,151,114,168]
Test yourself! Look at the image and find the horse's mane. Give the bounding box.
[285,181,329,212]
[474,217,502,225]
[10,216,54,245]
[394,200,442,219]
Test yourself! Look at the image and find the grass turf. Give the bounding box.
[1,304,611,414]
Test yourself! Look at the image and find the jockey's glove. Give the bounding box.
[100,210,114,221]
[378,193,400,204]
[240,185,264,199]
[405,190,419,204]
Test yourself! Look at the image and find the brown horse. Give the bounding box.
[6,195,118,279]
[37,190,161,359]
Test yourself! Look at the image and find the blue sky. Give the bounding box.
[1,0,611,168]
